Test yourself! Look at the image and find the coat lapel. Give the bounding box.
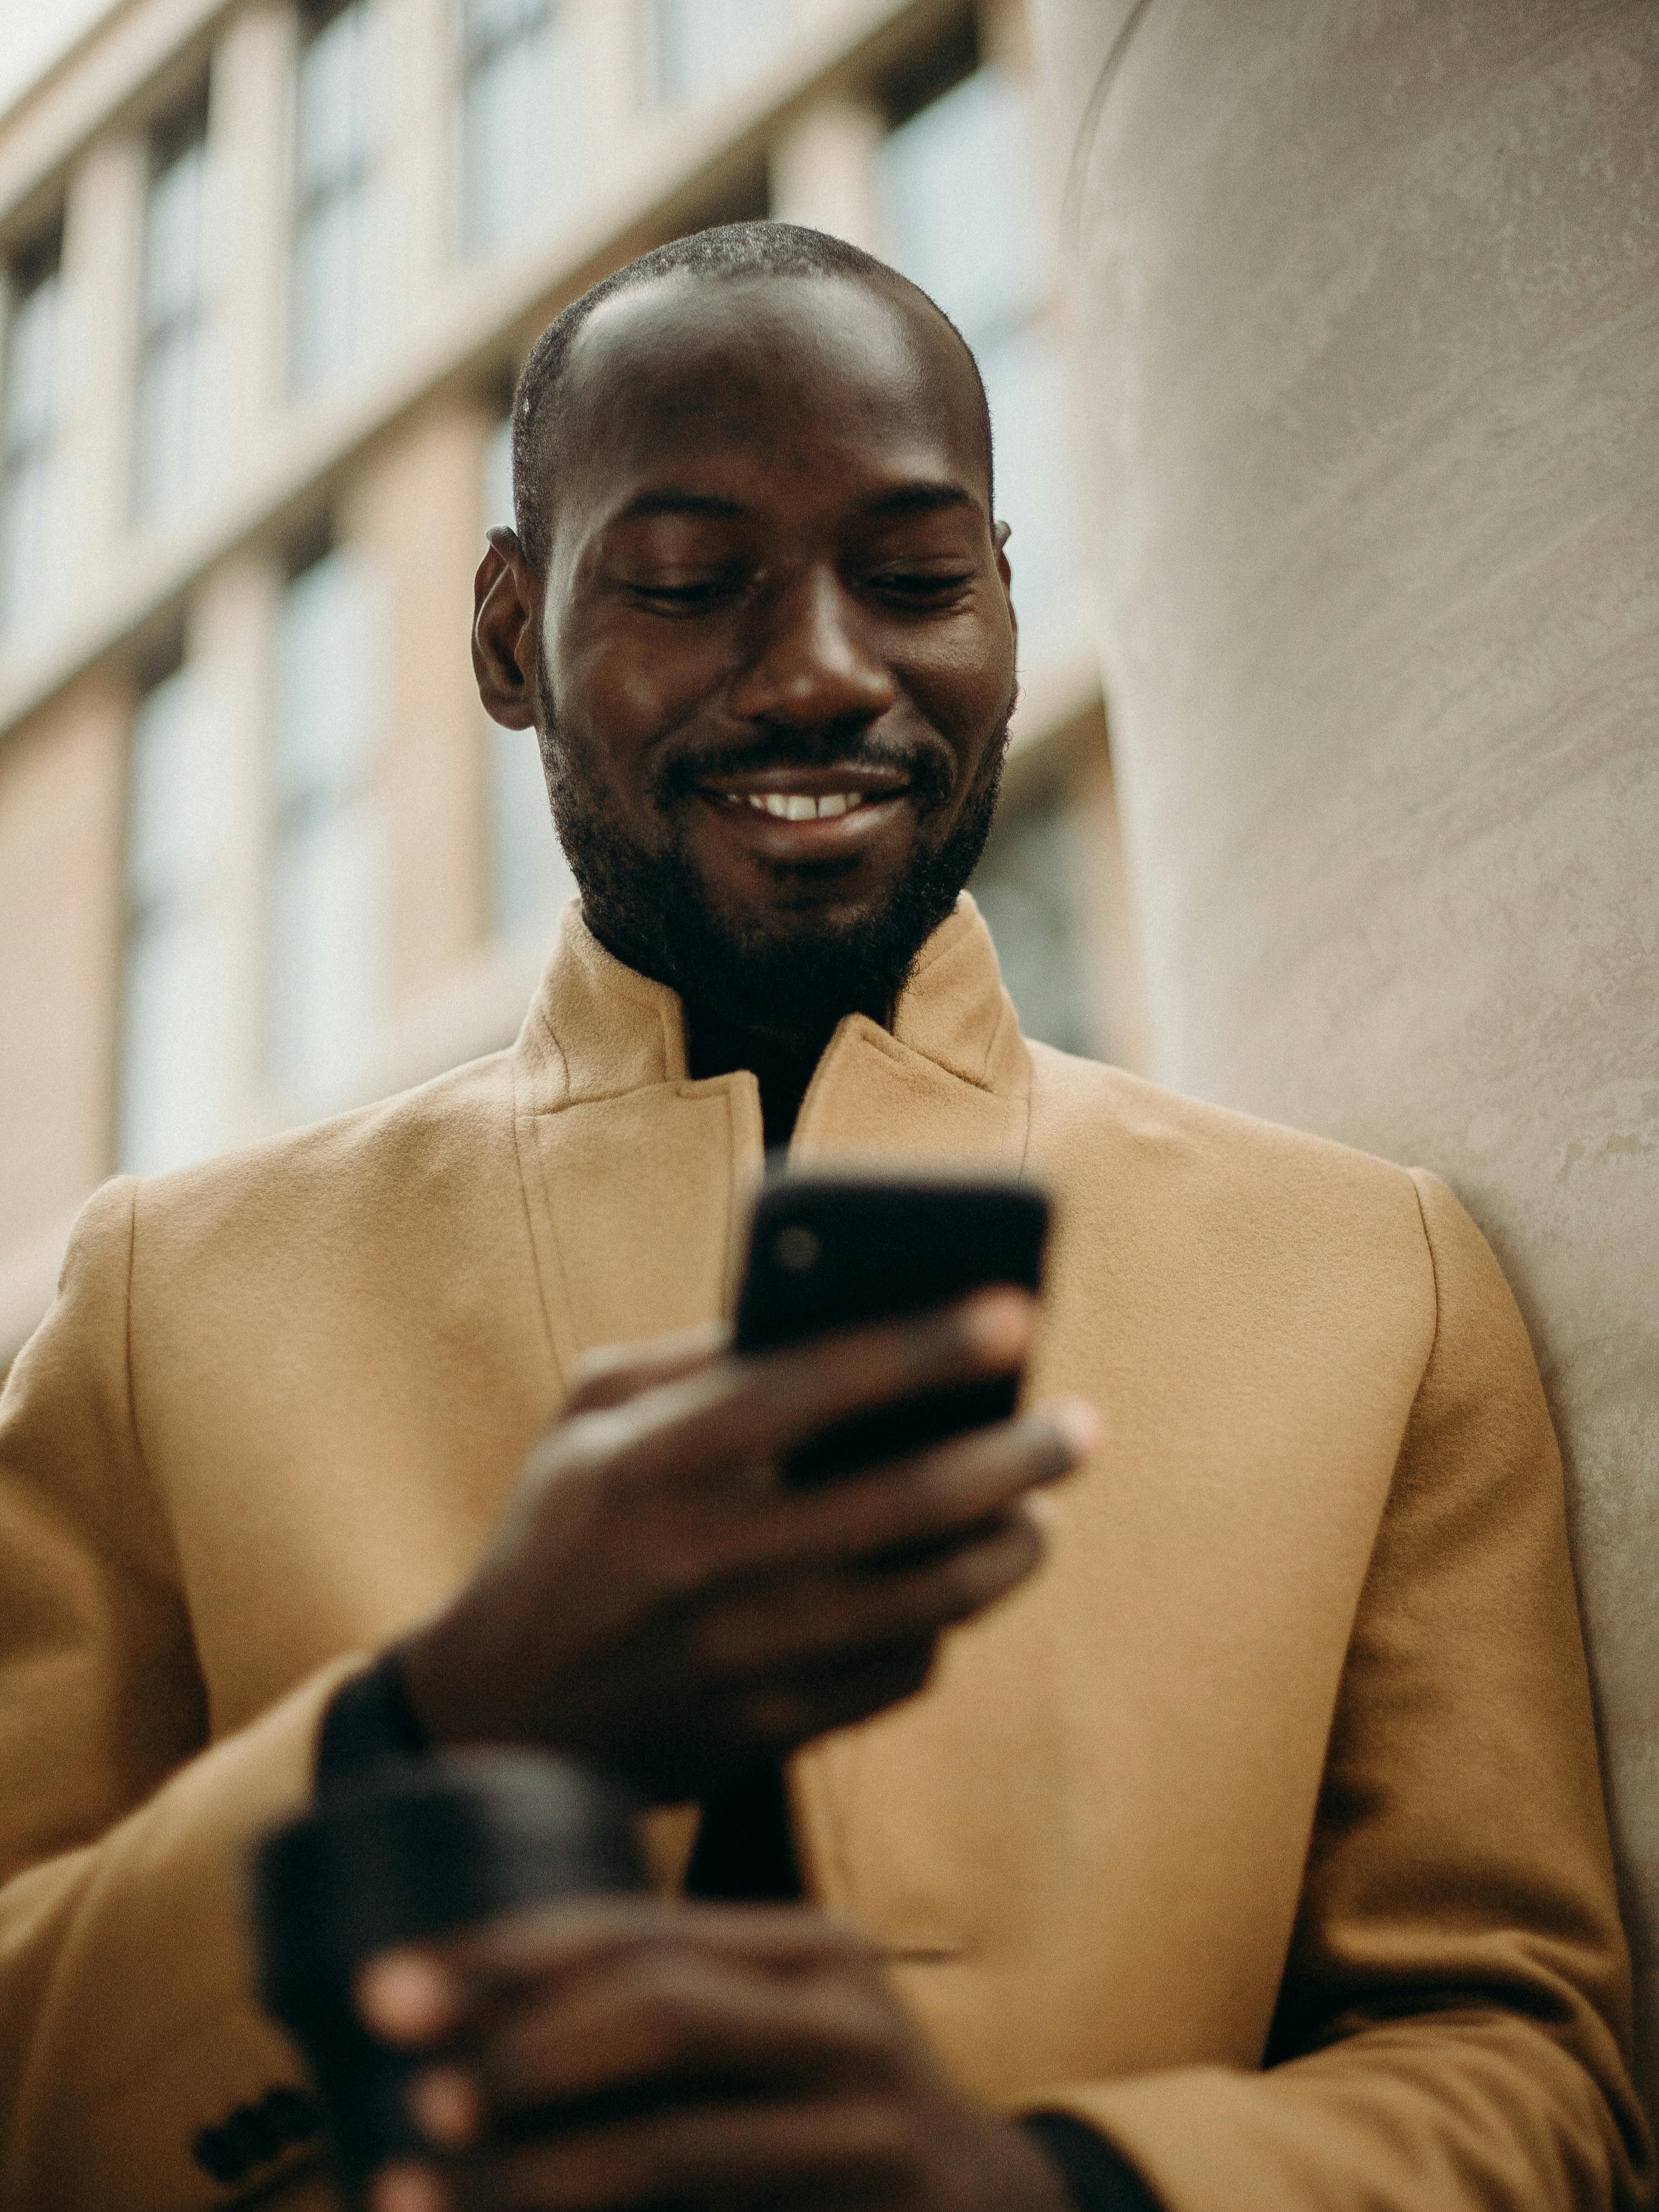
[510,904,766,1378]
[791,899,1032,1171]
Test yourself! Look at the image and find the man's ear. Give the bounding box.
[473,525,541,730]
[993,518,1018,647]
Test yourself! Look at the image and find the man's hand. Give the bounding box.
[357,1901,1075,2212]
[396,1292,1095,1803]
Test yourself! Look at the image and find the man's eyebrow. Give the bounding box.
[612,489,749,523]
[862,482,978,518]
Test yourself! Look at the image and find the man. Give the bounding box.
[0,222,1647,2212]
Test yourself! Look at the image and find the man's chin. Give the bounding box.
[672,901,933,1033]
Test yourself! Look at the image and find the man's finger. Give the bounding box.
[439,2094,917,2212]
[711,1398,1097,1588]
[585,1288,1036,1498]
[436,1944,897,2122]
[689,1474,1056,1688]
[359,1900,871,2043]
[560,1324,729,1416]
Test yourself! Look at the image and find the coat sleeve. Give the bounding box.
[0,1177,356,2211]
[1032,1169,1653,2212]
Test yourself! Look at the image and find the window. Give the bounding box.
[968,773,1097,1057]
[644,0,793,107]
[1,231,63,636]
[460,0,584,256]
[120,659,234,1174]
[482,414,576,934]
[878,65,1083,671]
[134,95,211,522]
[291,0,380,395]
[267,542,387,1104]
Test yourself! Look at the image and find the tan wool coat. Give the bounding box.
[0,899,1648,2212]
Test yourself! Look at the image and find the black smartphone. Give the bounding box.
[733,1170,1050,1482]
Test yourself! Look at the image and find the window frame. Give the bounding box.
[132,89,212,523]
[0,227,65,635]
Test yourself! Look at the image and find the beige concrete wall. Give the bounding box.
[1039,0,1659,2106]
[342,402,493,1010]
[0,673,126,1249]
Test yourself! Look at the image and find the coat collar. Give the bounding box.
[513,892,1031,1140]
[506,895,1033,1389]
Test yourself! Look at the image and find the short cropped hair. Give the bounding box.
[509,220,995,569]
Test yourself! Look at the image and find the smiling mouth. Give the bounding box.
[697,763,916,824]
[723,789,871,821]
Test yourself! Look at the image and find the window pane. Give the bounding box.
[120,910,234,1174]
[970,780,1094,1056]
[267,801,387,1101]
[292,0,378,392]
[4,271,60,449]
[134,326,199,519]
[463,7,586,255]
[142,138,206,332]
[275,548,379,804]
[979,323,1084,671]
[120,666,234,1177]
[0,450,50,631]
[490,723,575,936]
[268,547,386,1104]
[2,255,61,630]
[484,411,513,530]
[877,67,1049,349]
[295,2,372,199]
[466,0,549,56]
[648,0,793,106]
[291,189,367,393]
[127,665,224,909]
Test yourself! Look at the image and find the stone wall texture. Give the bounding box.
[1032,0,1659,2111]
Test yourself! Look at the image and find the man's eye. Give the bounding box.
[629,576,742,613]
[868,569,974,603]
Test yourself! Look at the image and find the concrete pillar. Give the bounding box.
[384,0,452,303]
[769,94,886,250]
[211,0,296,446]
[0,672,128,1248]
[575,0,640,169]
[342,404,491,1011]
[1035,0,1659,2106]
[58,130,146,593]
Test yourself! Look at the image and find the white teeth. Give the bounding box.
[741,791,866,820]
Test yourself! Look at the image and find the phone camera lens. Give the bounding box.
[775,1225,820,1272]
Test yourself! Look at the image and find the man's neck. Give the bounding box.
[684,1000,842,1152]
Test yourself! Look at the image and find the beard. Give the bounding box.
[535,663,1011,1036]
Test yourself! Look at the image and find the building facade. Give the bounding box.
[0,0,1143,1371]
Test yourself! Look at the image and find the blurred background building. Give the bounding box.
[0,0,1144,1374]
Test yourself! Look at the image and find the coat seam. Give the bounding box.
[508,1049,564,1373]
[1404,1168,1446,1422]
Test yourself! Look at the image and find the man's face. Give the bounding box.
[478,272,1018,1035]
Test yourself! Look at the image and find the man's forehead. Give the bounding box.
[554,270,988,499]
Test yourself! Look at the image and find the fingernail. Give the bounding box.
[411,2066,482,2148]
[370,2164,449,2212]
[1052,1398,1101,1458]
[961,1288,1034,1362]
[357,1952,457,2042]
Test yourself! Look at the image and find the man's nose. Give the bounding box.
[728,569,898,729]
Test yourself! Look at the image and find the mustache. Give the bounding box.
[651,726,957,810]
